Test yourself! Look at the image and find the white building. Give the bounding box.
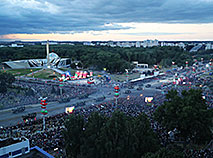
[160,42,165,47]
[205,43,213,50]
[41,41,58,45]
[177,42,185,49]
[3,41,71,69]
[142,39,159,48]
[0,137,30,157]
[116,42,122,47]
[166,43,175,46]
[100,43,108,46]
[0,45,7,48]
[107,41,114,47]
[132,61,148,69]
[11,44,24,47]
[135,41,141,48]
[60,43,75,45]
[189,44,203,52]
[83,42,95,46]
[121,42,129,47]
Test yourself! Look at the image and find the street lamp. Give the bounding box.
[114,85,120,105]
[39,97,48,131]
[125,69,129,82]
[127,95,130,100]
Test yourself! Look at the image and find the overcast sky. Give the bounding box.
[0,0,213,41]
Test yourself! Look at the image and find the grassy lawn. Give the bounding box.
[59,68,90,76]
[1,68,41,76]
[27,69,61,79]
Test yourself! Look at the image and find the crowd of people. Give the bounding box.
[0,64,212,157]
[0,79,96,109]
[1,84,211,157]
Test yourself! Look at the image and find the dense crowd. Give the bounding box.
[1,85,211,157]
[0,65,212,157]
[0,80,96,109]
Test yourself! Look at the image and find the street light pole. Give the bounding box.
[40,97,48,131]
[125,69,129,82]
[43,116,45,131]
[59,77,64,95]
[114,85,120,106]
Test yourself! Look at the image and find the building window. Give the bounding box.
[25,147,28,152]
[12,149,22,156]
[0,153,9,158]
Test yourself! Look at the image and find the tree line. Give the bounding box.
[0,71,15,93]
[63,89,213,158]
[0,45,197,72]
[64,111,161,158]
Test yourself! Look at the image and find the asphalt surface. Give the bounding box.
[0,77,164,127]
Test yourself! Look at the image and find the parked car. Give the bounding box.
[124,90,131,94]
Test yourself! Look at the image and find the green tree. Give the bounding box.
[0,44,197,73]
[131,114,160,158]
[0,71,15,93]
[154,89,213,144]
[143,148,184,158]
[97,111,133,158]
[63,114,85,158]
[64,111,160,158]
[81,112,107,158]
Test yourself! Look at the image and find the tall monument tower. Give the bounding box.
[46,40,50,68]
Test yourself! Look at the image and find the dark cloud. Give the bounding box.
[0,0,213,35]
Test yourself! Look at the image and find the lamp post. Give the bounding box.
[114,85,120,105]
[127,95,130,100]
[172,61,175,69]
[192,67,196,74]
[125,69,129,82]
[185,61,188,68]
[59,75,65,95]
[40,97,48,131]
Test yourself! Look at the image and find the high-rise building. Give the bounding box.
[205,43,212,50]
[136,41,141,48]
[142,39,159,48]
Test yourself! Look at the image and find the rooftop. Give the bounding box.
[18,146,54,158]
[0,137,26,148]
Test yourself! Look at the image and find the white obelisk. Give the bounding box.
[46,40,50,68]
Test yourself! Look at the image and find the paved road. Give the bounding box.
[0,79,163,127]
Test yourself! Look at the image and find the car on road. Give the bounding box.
[145,84,151,88]
[155,86,161,89]
[22,112,37,121]
[12,106,25,114]
[58,98,70,103]
[128,86,134,89]
[76,101,86,107]
[124,90,131,94]
[95,96,106,102]
[136,86,143,90]
[78,94,89,99]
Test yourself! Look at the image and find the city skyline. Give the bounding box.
[0,0,213,41]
